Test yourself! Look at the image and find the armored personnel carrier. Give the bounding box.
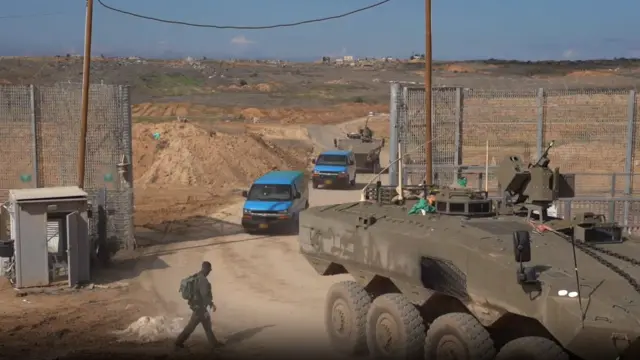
[334,117,385,173]
[298,141,640,360]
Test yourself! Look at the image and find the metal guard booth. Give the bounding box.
[0,186,91,288]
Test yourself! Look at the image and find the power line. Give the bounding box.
[96,0,391,29]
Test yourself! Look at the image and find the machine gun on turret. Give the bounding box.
[345,116,374,142]
[496,141,575,217]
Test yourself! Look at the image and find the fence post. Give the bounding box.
[454,87,463,181]
[118,85,135,250]
[624,90,637,231]
[29,84,39,187]
[401,85,409,185]
[536,88,545,159]
[389,83,400,186]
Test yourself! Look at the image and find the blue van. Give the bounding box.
[311,150,357,189]
[241,170,309,233]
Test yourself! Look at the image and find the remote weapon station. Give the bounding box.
[299,141,640,360]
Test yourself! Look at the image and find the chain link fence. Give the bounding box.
[0,83,133,250]
[388,83,640,230]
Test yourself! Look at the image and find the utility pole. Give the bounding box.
[424,0,433,184]
[78,0,94,188]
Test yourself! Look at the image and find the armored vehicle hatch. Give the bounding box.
[299,141,640,360]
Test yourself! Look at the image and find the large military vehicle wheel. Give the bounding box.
[325,281,372,356]
[424,312,495,360]
[365,293,425,359]
[495,336,569,360]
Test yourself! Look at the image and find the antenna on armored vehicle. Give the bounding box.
[395,141,404,202]
[570,231,586,325]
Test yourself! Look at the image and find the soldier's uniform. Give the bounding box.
[362,126,373,141]
[175,263,223,349]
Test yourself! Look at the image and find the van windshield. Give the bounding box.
[247,184,292,201]
[316,154,348,166]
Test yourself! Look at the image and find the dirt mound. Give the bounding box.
[133,122,307,190]
[444,64,476,73]
[217,82,280,92]
[131,103,388,125]
[565,70,613,77]
[325,79,350,85]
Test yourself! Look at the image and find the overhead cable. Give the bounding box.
[96,0,391,29]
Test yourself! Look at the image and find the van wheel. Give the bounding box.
[424,312,495,360]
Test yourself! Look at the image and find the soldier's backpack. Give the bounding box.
[179,274,198,300]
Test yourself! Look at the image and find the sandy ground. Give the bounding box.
[0,116,390,359]
[129,116,389,357]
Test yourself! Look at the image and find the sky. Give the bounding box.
[0,0,639,61]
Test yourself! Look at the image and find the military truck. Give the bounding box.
[298,141,640,360]
[333,117,385,173]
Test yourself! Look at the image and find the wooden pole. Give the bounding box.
[77,0,94,188]
[485,140,489,191]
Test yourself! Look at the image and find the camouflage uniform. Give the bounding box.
[175,270,222,348]
[361,126,373,141]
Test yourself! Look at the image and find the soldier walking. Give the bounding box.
[175,261,224,350]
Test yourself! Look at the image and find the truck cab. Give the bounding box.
[241,170,309,233]
[311,150,356,189]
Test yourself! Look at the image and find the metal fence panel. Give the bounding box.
[390,83,640,230]
[399,86,458,185]
[0,85,36,199]
[0,83,133,250]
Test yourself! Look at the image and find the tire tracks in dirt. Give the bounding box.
[134,118,378,354]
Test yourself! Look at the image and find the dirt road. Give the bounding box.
[134,120,390,357]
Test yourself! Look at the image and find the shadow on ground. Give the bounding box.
[135,215,245,247]
[225,325,274,346]
[93,225,276,284]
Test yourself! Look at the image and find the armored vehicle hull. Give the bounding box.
[299,201,640,360]
[334,138,385,173]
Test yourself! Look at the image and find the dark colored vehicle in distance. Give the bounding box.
[241,170,309,234]
[333,119,385,173]
[311,150,357,189]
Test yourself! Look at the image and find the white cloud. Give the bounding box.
[230,35,254,46]
[562,49,576,59]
